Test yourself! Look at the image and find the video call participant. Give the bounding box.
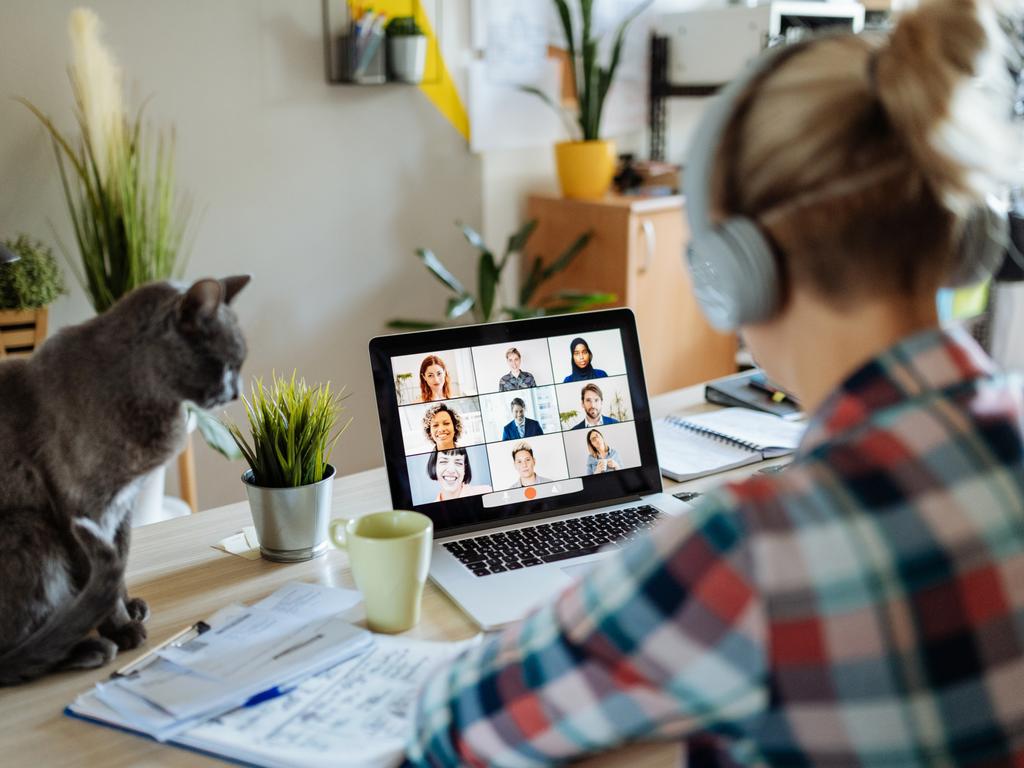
[585,429,621,475]
[418,354,451,402]
[506,442,551,488]
[501,397,543,440]
[498,347,536,391]
[408,2,1024,765]
[562,337,608,382]
[427,448,490,501]
[421,403,461,451]
[572,383,619,429]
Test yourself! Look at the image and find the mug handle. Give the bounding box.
[328,517,351,549]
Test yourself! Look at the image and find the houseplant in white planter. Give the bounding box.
[524,0,650,199]
[226,372,351,562]
[386,15,427,84]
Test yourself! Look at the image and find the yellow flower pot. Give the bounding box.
[554,139,617,200]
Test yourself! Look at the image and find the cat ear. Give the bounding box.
[221,275,251,305]
[178,278,223,330]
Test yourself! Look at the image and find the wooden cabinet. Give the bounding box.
[525,193,736,395]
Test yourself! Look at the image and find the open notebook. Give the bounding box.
[654,407,806,482]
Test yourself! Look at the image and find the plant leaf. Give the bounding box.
[599,0,652,108]
[518,86,581,141]
[446,294,475,319]
[189,404,243,460]
[540,230,593,281]
[519,255,545,306]
[540,290,618,310]
[502,305,546,320]
[552,0,577,96]
[416,248,466,295]
[501,219,538,271]
[387,318,443,330]
[477,250,500,323]
[457,222,488,253]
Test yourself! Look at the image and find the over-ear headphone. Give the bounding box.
[683,42,1010,332]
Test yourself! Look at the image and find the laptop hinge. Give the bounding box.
[433,494,646,540]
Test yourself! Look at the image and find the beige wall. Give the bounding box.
[0,0,482,509]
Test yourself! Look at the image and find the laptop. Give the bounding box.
[368,308,692,629]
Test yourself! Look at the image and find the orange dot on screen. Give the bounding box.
[524,487,537,500]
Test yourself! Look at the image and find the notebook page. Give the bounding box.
[654,419,760,481]
[682,408,805,452]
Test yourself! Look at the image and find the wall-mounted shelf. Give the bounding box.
[320,0,443,86]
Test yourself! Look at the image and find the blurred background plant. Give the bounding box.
[18,8,192,314]
[225,372,352,489]
[0,235,66,310]
[389,219,614,330]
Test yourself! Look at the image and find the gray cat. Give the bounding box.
[0,276,249,684]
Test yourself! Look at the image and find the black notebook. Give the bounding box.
[654,408,805,482]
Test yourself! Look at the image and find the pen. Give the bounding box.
[110,620,211,679]
[243,684,297,708]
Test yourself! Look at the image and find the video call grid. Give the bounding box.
[391,331,637,503]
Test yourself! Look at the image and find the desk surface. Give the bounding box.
[0,384,772,768]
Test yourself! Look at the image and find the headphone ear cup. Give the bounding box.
[686,217,781,331]
[946,204,1009,287]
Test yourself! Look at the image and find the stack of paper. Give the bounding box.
[67,583,480,768]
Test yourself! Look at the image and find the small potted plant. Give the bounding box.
[524,0,651,199]
[386,15,427,84]
[0,235,65,357]
[226,372,351,562]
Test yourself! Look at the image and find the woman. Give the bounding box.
[407,2,1024,766]
[585,429,621,475]
[418,354,451,402]
[427,448,491,501]
[561,337,608,382]
[421,403,461,451]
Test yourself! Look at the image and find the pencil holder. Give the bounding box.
[336,33,386,84]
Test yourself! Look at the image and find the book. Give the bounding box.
[67,633,477,768]
[704,369,803,420]
[654,407,806,482]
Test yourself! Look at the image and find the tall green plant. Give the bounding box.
[524,0,651,141]
[388,219,615,330]
[18,9,192,314]
[226,372,352,489]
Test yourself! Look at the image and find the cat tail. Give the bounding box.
[0,517,122,686]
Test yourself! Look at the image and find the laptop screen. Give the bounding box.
[368,309,662,536]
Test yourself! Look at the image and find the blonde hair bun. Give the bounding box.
[874,0,1020,214]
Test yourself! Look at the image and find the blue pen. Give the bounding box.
[243,684,297,708]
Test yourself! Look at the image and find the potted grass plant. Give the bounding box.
[524,0,651,199]
[226,372,351,563]
[0,235,66,358]
[20,10,240,519]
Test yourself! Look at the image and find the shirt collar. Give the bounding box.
[797,325,998,457]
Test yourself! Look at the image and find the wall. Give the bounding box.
[0,0,482,510]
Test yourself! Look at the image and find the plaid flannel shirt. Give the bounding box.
[406,326,1024,767]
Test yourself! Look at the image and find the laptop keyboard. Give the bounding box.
[442,505,662,577]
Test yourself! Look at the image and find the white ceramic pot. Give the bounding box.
[388,35,427,84]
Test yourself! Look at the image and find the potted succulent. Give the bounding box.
[0,235,66,358]
[386,15,427,84]
[524,0,651,199]
[226,372,351,563]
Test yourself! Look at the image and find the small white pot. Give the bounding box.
[388,35,427,84]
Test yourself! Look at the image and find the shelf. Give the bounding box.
[320,0,443,86]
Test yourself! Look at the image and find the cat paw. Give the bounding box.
[125,596,150,623]
[62,637,118,670]
[104,619,148,651]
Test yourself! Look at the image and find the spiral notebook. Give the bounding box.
[654,407,806,482]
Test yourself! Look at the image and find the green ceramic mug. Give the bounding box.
[329,510,433,634]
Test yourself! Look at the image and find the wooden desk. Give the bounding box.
[0,384,770,767]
